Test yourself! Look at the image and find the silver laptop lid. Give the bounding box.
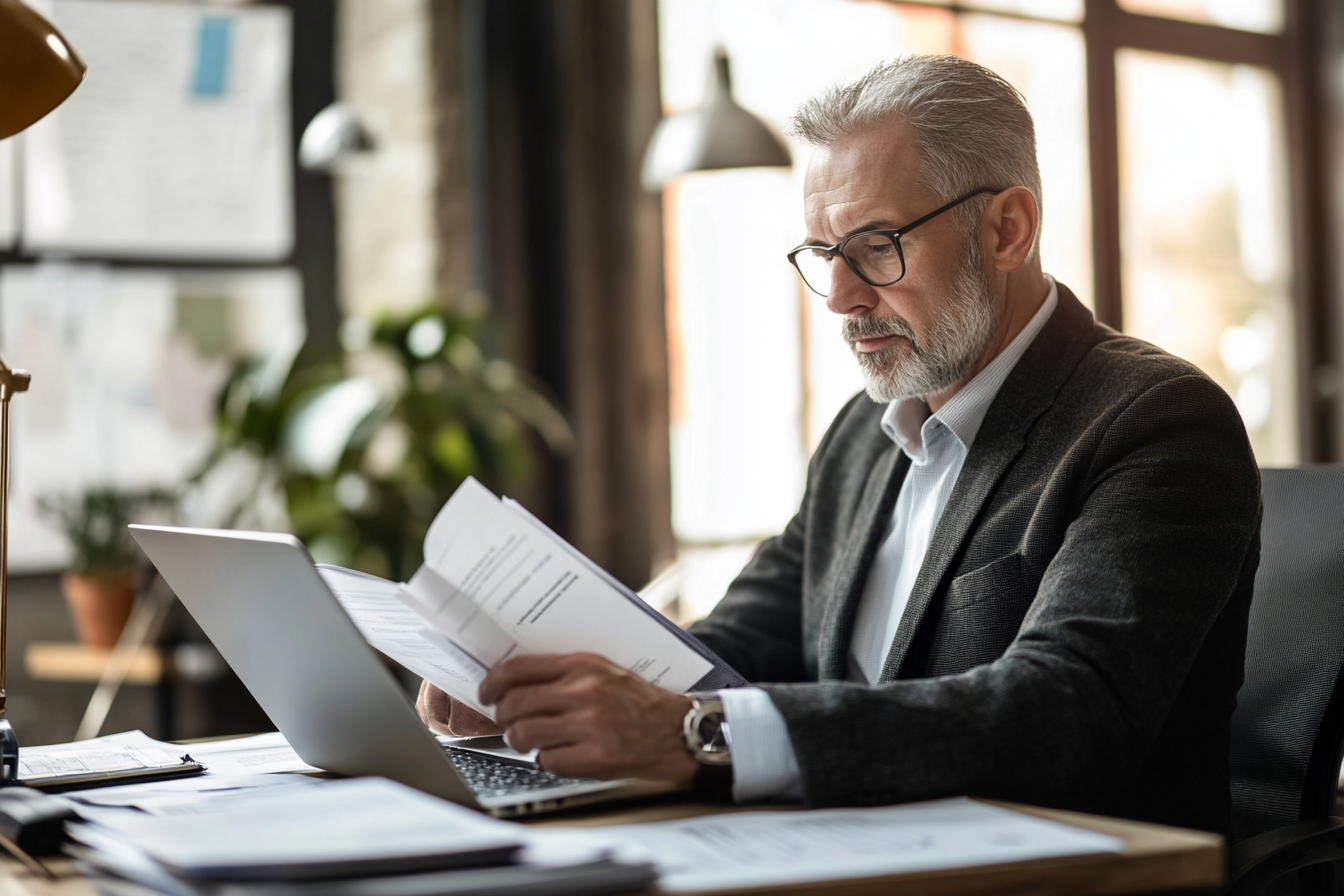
[129,525,477,808]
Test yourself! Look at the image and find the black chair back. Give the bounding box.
[1229,465,1344,843]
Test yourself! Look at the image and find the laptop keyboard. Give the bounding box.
[444,746,594,798]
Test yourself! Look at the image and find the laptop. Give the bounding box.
[129,524,682,818]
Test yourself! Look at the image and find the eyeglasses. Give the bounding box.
[786,187,1003,297]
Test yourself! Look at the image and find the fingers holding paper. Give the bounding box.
[416,681,504,737]
[480,653,697,783]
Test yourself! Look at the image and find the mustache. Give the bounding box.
[841,314,919,352]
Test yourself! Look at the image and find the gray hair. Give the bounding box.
[789,55,1042,256]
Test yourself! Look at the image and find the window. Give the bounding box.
[657,0,1311,616]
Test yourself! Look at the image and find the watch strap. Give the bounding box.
[693,760,734,799]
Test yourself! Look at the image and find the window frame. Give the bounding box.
[1078,0,1328,459]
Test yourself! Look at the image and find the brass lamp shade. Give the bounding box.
[0,0,86,140]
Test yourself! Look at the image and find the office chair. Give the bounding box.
[1225,465,1344,896]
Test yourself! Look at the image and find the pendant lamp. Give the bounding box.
[641,47,791,192]
[0,0,86,786]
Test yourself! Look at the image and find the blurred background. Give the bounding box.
[1,0,1342,744]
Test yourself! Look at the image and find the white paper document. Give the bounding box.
[578,797,1125,893]
[399,479,713,697]
[81,777,522,876]
[321,477,740,721]
[317,565,493,717]
[172,731,321,777]
[20,729,197,785]
[24,729,172,758]
[18,744,188,782]
[23,729,319,779]
[68,773,318,816]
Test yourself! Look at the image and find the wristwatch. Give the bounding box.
[682,693,732,766]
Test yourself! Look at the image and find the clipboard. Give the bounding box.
[21,752,206,793]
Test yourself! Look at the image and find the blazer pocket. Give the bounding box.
[946,552,1030,614]
[926,553,1035,674]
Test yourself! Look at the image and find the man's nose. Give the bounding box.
[825,261,879,317]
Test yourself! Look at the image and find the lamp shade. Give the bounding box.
[641,48,791,192]
[0,0,86,141]
[299,102,376,172]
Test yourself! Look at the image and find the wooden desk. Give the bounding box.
[0,797,1223,896]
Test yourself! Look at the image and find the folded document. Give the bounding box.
[321,477,745,719]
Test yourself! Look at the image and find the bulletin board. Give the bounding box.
[19,0,294,259]
[0,0,332,572]
[0,264,305,571]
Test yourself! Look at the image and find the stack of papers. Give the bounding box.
[37,728,1126,895]
[67,777,655,896]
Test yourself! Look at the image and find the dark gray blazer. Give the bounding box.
[688,285,1261,836]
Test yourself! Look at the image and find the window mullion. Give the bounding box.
[1084,0,1124,328]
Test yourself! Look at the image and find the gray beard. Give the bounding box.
[842,240,1002,404]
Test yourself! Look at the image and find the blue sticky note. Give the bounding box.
[191,17,232,98]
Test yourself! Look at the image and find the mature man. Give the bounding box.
[419,55,1260,836]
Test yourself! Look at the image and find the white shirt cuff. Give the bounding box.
[718,687,804,803]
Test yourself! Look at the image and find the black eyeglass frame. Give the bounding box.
[786,187,1006,297]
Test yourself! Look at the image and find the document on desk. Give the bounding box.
[19,730,204,790]
[68,773,319,817]
[175,731,322,777]
[23,730,319,780]
[68,777,524,881]
[68,780,653,896]
[576,797,1126,893]
[321,477,745,721]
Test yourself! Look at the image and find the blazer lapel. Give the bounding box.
[876,286,1102,681]
[817,444,909,680]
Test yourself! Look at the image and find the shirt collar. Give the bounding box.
[882,275,1059,458]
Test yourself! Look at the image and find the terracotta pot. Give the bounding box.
[60,570,137,647]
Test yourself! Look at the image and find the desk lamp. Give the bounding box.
[0,0,86,782]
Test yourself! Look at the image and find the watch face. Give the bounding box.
[695,713,727,751]
[684,696,732,765]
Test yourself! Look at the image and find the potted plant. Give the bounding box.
[197,303,572,582]
[37,487,176,647]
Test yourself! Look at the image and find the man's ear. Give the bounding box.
[986,187,1038,273]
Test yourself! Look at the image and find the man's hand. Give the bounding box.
[479,652,697,783]
[415,681,504,737]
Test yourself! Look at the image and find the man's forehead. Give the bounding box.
[802,122,934,238]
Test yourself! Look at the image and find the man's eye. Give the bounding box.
[852,239,896,260]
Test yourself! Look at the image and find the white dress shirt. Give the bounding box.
[719,277,1059,803]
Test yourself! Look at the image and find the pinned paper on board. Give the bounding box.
[19,0,292,259]
[0,263,305,571]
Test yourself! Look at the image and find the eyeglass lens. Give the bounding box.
[793,232,905,297]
